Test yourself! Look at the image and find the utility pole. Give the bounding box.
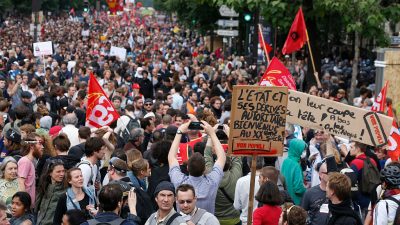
[32,0,41,42]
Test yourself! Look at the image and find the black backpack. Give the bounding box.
[87,218,125,225]
[360,157,381,194]
[119,115,140,141]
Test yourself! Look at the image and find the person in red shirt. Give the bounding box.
[253,181,282,225]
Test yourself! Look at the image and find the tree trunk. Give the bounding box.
[349,31,360,104]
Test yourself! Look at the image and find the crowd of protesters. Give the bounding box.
[0,5,398,225]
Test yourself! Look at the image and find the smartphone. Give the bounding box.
[182,114,190,120]
[188,122,203,130]
[218,125,223,130]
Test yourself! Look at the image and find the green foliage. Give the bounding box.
[154,0,220,34]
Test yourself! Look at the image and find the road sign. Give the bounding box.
[217,19,239,27]
[217,29,239,37]
[219,5,239,17]
[391,36,400,45]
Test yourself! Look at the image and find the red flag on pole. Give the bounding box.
[258,24,272,63]
[282,8,308,55]
[371,81,388,113]
[259,57,296,90]
[387,105,400,161]
[86,73,120,128]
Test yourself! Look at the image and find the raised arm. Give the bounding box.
[168,122,190,168]
[201,121,226,169]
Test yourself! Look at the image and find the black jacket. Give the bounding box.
[327,199,362,225]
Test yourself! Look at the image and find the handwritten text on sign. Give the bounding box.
[286,90,392,147]
[228,86,288,156]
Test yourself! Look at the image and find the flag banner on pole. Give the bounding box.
[387,105,399,161]
[86,73,120,128]
[259,57,297,90]
[258,25,272,54]
[371,81,388,113]
[282,8,308,55]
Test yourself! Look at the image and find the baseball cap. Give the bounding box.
[132,83,140,89]
[5,128,21,143]
[109,157,128,173]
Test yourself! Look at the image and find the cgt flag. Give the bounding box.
[282,8,308,55]
[387,105,400,161]
[259,57,296,90]
[86,73,120,128]
[371,81,388,113]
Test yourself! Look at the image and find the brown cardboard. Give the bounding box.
[228,85,288,156]
[286,90,393,147]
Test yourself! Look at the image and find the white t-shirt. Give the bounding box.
[78,159,99,188]
[374,193,400,225]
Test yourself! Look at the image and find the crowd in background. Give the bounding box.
[0,7,398,225]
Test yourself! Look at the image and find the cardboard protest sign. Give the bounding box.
[228,86,288,156]
[286,90,393,147]
[33,41,53,57]
[110,46,127,61]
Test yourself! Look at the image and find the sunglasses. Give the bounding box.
[145,103,152,106]
[178,200,193,204]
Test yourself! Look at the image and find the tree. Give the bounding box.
[154,0,220,34]
[315,0,400,102]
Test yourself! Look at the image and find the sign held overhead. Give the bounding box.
[228,85,288,156]
[286,90,393,147]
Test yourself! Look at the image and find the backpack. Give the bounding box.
[119,115,140,141]
[87,217,125,225]
[166,213,181,225]
[360,157,381,194]
[77,161,95,186]
[384,197,400,225]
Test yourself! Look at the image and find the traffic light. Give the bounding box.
[243,12,252,22]
[83,1,89,12]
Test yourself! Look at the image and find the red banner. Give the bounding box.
[282,8,308,55]
[371,81,388,113]
[86,73,120,128]
[259,57,296,90]
[387,105,399,161]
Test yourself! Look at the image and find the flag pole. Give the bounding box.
[305,29,321,88]
[258,24,270,64]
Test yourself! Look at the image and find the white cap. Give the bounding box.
[144,112,155,119]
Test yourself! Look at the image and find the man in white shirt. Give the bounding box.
[78,137,106,191]
[233,157,263,224]
[171,84,183,110]
[61,113,80,147]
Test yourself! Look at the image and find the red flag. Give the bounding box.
[259,57,297,90]
[258,24,272,62]
[69,8,75,16]
[371,81,388,113]
[86,73,120,128]
[282,8,308,55]
[387,105,400,161]
[258,25,272,53]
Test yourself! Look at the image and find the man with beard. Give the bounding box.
[17,133,44,205]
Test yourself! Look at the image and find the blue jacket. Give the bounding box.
[281,139,307,205]
[80,212,140,225]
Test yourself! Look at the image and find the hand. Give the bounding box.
[178,122,190,134]
[128,189,137,215]
[200,120,214,135]
[186,221,195,225]
[187,114,198,122]
[223,124,230,137]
